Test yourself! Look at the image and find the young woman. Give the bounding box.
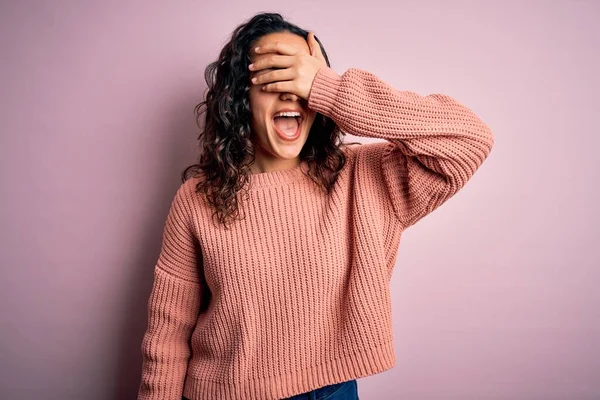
[137,12,494,400]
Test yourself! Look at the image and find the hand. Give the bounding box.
[248,32,327,100]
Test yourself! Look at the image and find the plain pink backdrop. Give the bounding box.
[1,1,598,399]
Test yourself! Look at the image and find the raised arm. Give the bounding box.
[308,66,495,230]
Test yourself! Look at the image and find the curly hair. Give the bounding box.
[182,12,358,228]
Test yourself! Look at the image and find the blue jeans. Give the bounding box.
[181,379,359,400]
[281,379,359,400]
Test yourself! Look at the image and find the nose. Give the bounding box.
[279,92,299,101]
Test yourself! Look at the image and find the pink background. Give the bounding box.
[1,1,599,399]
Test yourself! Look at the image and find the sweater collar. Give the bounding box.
[247,160,308,189]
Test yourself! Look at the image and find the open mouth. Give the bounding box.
[272,114,303,141]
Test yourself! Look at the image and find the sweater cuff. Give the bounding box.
[308,66,343,118]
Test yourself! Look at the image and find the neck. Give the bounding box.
[249,156,301,175]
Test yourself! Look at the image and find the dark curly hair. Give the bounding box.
[182,12,358,228]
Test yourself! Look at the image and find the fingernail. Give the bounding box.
[248,63,254,69]
[255,46,260,53]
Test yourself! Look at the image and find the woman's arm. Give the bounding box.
[308,66,495,230]
[138,181,204,400]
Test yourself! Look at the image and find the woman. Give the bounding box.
[137,12,494,400]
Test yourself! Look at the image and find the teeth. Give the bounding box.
[274,111,301,118]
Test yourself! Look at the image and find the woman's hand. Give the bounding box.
[248,32,327,100]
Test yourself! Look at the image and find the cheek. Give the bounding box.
[248,86,259,107]
[248,91,262,117]
[249,85,269,106]
[248,100,270,132]
[249,90,275,116]
[306,111,317,126]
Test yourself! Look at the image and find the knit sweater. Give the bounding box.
[137,66,494,400]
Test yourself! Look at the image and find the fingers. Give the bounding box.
[308,32,316,54]
[249,54,294,72]
[251,68,295,86]
[307,32,325,61]
[254,41,301,56]
[260,80,295,93]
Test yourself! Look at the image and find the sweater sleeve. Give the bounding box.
[138,180,204,400]
[308,66,495,230]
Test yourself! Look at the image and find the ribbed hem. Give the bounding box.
[182,337,396,400]
[308,66,343,118]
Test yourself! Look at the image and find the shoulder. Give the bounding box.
[339,141,364,161]
[170,176,205,211]
[341,140,390,161]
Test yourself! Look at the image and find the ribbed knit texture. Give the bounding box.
[137,66,495,400]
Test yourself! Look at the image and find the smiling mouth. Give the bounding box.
[272,115,303,141]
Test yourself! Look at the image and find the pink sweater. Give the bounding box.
[137,66,494,400]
